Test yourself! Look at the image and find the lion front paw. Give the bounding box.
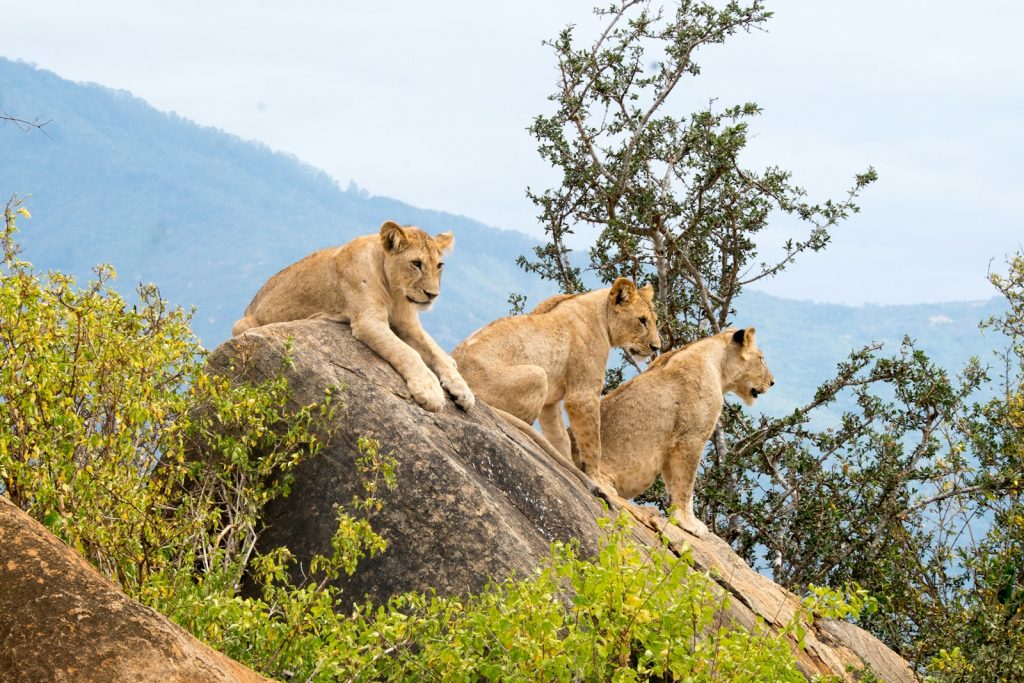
[438,365,475,411]
[407,372,446,412]
[672,510,709,539]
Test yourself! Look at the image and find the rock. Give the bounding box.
[213,320,610,603]
[212,320,916,682]
[0,497,270,683]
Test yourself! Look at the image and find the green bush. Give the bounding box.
[148,513,815,682]
[0,196,340,593]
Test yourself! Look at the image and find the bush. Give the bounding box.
[0,194,340,595]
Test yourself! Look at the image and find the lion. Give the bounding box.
[595,327,774,538]
[451,278,661,481]
[232,220,474,413]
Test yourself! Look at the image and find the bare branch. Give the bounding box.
[1,111,52,138]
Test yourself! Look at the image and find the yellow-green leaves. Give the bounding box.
[0,198,330,591]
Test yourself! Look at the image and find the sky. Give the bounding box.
[4,0,1022,305]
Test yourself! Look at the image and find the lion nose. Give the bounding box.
[424,290,439,301]
[651,340,661,351]
[770,380,775,386]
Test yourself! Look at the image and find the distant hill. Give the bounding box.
[740,291,1006,419]
[0,57,554,351]
[0,57,1008,420]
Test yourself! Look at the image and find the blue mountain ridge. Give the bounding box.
[0,56,1008,419]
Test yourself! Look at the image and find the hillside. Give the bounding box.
[0,56,1007,418]
[0,57,553,351]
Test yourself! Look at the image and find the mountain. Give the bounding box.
[0,57,1008,419]
[0,57,554,351]
[741,291,1006,419]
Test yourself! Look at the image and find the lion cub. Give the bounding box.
[233,220,474,413]
[596,328,774,537]
[451,278,661,481]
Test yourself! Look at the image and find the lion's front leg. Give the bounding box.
[564,393,612,487]
[433,354,475,411]
[662,438,709,538]
[352,313,446,412]
[393,318,475,411]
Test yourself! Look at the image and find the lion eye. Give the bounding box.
[411,259,423,270]
[437,262,444,270]
[639,317,648,327]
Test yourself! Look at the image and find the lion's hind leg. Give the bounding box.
[473,363,548,425]
[231,316,260,337]
[539,402,571,459]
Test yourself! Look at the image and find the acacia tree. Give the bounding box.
[521,1,1024,672]
[521,0,875,541]
[521,0,876,349]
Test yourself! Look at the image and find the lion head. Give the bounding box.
[606,278,662,360]
[379,220,453,311]
[724,327,775,405]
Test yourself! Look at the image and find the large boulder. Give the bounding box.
[212,320,916,682]
[0,497,270,683]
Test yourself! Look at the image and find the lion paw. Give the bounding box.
[407,372,446,412]
[672,511,709,539]
[438,366,475,411]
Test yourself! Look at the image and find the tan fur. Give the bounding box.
[597,328,774,538]
[451,278,661,480]
[232,221,474,413]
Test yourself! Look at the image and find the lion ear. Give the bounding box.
[731,327,756,347]
[434,231,454,254]
[609,278,637,306]
[639,284,655,303]
[380,221,408,253]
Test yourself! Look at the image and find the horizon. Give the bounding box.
[0,53,1010,312]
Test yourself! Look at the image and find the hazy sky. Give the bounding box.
[4,1,1022,304]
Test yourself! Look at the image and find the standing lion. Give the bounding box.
[596,328,774,537]
[233,220,474,413]
[451,279,660,481]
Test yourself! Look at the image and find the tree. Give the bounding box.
[521,0,875,348]
[520,0,1023,672]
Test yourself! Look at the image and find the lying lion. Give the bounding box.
[452,278,661,481]
[232,221,474,413]
[597,327,774,537]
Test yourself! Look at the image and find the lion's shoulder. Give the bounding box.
[530,292,582,315]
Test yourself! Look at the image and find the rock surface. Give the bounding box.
[214,320,917,682]
[0,497,270,683]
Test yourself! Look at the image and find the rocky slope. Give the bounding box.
[0,497,269,683]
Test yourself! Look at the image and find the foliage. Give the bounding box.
[152,513,814,682]
[522,0,875,347]
[803,582,877,622]
[519,0,1024,675]
[143,484,391,679]
[0,193,336,593]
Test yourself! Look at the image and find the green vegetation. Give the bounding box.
[520,0,1024,676]
[5,0,1022,678]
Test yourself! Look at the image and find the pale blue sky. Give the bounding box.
[4,1,1022,304]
